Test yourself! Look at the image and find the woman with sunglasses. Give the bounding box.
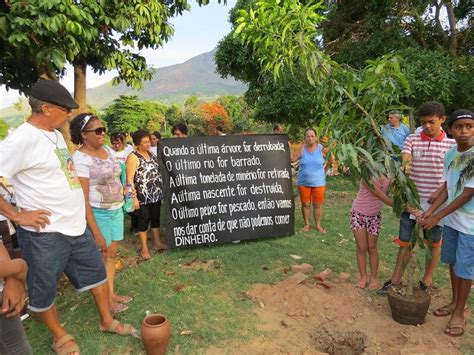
[70,113,132,314]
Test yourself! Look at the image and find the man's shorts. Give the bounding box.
[17,227,107,312]
[441,225,474,280]
[298,185,325,204]
[398,212,443,247]
[350,210,382,236]
[92,207,124,246]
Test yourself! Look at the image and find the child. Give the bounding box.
[420,109,473,337]
[350,176,392,290]
[0,238,32,353]
[377,101,456,294]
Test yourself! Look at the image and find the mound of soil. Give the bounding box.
[206,275,464,354]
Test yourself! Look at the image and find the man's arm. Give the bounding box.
[0,195,51,231]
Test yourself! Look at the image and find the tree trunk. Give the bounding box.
[444,0,457,56]
[406,226,422,296]
[74,62,88,112]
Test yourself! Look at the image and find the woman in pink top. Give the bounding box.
[350,176,392,290]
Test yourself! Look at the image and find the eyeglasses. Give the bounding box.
[83,127,107,135]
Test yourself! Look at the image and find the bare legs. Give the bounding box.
[301,202,325,233]
[390,245,440,286]
[138,228,165,258]
[314,203,326,233]
[301,203,310,231]
[35,282,124,354]
[151,227,166,251]
[138,231,151,259]
[354,229,379,289]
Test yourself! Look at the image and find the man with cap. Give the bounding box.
[0,80,136,354]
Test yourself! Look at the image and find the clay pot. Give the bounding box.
[388,287,431,325]
[141,314,171,355]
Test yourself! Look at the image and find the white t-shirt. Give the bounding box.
[72,147,124,210]
[0,122,86,236]
[443,146,474,235]
[111,144,134,164]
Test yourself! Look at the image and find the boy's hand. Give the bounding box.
[420,215,440,230]
[94,235,107,254]
[2,277,27,318]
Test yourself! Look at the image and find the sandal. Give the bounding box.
[51,334,80,355]
[114,295,133,304]
[100,319,136,336]
[110,302,129,314]
[444,321,466,337]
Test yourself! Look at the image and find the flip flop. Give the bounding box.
[51,334,80,355]
[444,321,466,337]
[100,319,136,336]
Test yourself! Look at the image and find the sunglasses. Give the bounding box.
[83,127,107,135]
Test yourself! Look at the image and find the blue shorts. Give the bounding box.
[441,225,474,280]
[92,207,124,246]
[399,212,443,247]
[17,228,107,312]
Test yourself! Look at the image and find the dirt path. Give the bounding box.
[206,273,465,354]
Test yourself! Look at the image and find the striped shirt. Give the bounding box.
[402,131,456,199]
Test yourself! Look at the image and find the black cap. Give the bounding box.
[448,109,473,127]
[30,80,79,110]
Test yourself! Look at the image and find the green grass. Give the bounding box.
[25,176,473,353]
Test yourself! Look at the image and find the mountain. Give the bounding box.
[87,49,246,108]
[0,49,247,126]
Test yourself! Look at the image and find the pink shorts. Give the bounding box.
[350,210,382,236]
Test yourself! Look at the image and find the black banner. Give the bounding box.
[160,134,295,248]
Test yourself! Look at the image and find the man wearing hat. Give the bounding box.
[0,80,135,354]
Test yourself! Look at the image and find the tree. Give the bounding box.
[322,0,473,111]
[234,0,430,296]
[103,95,166,133]
[200,101,232,134]
[0,0,222,108]
[215,0,473,126]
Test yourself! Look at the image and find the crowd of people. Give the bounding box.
[0,79,472,354]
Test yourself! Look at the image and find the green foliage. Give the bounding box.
[103,95,166,133]
[0,118,9,139]
[0,0,222,94]
[216,95,257,133]
[235,0,420,232]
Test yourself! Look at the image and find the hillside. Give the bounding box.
[0,49,246,126]
[88,49,246,108]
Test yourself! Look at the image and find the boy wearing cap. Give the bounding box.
[420,109,473,337]
[0,80,136,354]
[378,101,456,295]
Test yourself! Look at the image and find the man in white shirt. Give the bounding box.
[0,80,135,354]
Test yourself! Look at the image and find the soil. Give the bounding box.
[206,273,466,354]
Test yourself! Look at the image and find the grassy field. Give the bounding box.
[24,176,473,354]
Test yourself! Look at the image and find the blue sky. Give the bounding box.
[0,0,237,109]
